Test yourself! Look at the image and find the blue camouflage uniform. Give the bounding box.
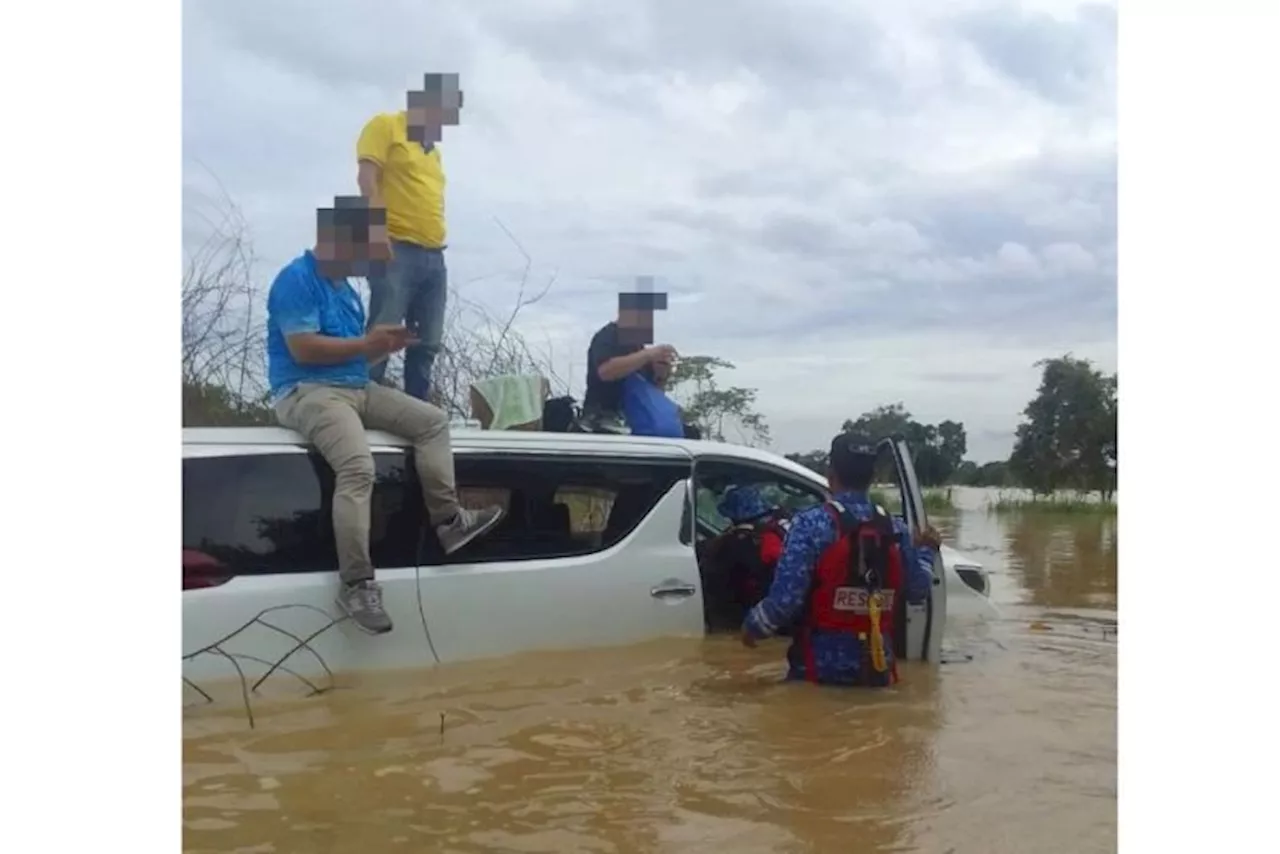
[742,490,937,685]
[717,485,778,525]
[715,485,789,596]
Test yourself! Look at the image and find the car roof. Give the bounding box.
[182,426,828,484]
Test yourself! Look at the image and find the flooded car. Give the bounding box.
[183,428,993,688]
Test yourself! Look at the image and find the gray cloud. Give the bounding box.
[916,371,1009,385]
[183,0,1115,463]
[476,0,899,99]
[954,3,1116,104]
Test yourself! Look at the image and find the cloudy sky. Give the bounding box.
[182,0,1115,463]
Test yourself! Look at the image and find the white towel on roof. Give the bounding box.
[470,375,546,430]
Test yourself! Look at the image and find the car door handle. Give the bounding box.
[651,581,697,599]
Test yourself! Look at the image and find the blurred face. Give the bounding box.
[407,73,463,149]
[616,280,668,347]
[315,198,390,279]
[617,307,654,347]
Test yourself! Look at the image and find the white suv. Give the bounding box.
[182,428,990,692]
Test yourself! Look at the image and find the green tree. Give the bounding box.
[1095,373,1118,498]
[784,450,828,474]
[952,459,1012,488]
[183,380,274,427]
[979,461,1012,487]
[181,180,567,428]
[936,419,967,474]
[840,403,913,444]
[182,184,273,427]
[667,355,771,446]
[953,460,979,484]
[839,403,968,486]
[1009,355,1117,497]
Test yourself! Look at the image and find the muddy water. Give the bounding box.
[183,487,1117,854]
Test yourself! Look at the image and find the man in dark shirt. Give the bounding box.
[583,287,678,429]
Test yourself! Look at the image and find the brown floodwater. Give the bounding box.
[183,487,1117,854]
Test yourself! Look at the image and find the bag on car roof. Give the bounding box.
[621,374,684,438]
[542,395,579,433]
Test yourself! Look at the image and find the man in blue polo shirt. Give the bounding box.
[266,195,504,634]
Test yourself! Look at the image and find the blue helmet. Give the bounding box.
[717,485,777,524]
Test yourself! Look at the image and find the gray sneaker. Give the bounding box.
[336,580,393,634]
[582,410,631,434]
[437,505,506,555]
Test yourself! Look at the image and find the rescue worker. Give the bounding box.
[741,434,942,687]
[712,486,790,610]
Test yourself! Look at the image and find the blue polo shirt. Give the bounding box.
[266,250,369,403]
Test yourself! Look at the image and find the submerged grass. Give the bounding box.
[988,491,1117,516]
[869,487,956,514]
[923,488,955,514]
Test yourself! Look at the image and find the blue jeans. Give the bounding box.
[366,241,447,401]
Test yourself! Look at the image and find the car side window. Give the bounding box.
[694,462,826,536]
[184,450,693,576]
[695,485,731,532]
[427,455,692,564]
[553,486,613,535]
[182,451,417,579]
[758,482,824,515]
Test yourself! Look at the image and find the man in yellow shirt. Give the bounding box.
[356,73,463,401]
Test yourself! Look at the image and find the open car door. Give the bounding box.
[877,437,947,663]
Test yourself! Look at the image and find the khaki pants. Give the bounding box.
[275,382,461,583]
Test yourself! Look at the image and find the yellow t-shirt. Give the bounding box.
[356,112,447,249]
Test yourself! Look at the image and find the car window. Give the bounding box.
[758,482,824,515]
[553,486,614,534]
[184,450,692,574]
[182,450,417,578]
[428,455,691,564]
[695,486,731,532]
[457,486,511,514]
[694,462,826,535]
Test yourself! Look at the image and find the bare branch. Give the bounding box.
[182,179,568,428]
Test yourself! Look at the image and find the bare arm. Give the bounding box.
[597,349,654,382]
[285,332,371,366]
[651,357,672,388]
[355,115,390,205]
[357,160,384,206]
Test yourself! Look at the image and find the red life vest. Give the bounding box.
[797,501,905,686]
[725,515,788,605]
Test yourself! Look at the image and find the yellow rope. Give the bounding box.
[867,592,888,674]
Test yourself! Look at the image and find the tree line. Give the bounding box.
[784,355,1118,498]
[182,187,569,427]
[182,187,1115,500]
[182,180,783,437]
